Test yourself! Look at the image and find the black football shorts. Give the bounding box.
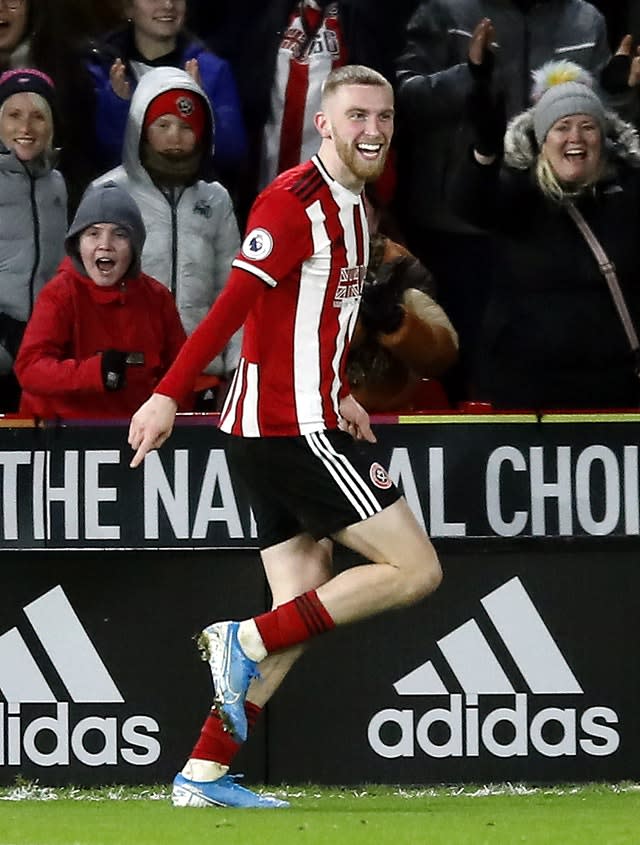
[225,429,401,549]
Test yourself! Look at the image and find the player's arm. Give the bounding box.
[129,188,311,467]
[128,268,263,467]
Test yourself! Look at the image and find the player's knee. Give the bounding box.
[400,549,442,606]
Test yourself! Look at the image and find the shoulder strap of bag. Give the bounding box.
[565,200,640,376]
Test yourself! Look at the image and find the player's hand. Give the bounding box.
[128,393,178,468]
[338,394,377,443]
[110,58,131,100]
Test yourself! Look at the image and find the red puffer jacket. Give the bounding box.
[15,257,187,419]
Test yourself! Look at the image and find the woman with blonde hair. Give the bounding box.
[452,19,640,410]
[0,68,66,411]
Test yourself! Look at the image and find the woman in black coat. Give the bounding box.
[452,22,640,410]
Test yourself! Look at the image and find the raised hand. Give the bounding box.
[110,58,132,100]
[184,58,202,87]
[468,17,497,79]
[601,34,640,93]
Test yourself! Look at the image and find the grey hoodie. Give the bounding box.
[93,66,242,377]
[66,181,146,276]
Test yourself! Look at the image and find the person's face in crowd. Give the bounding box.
[316,83,394,192]
[0,0,28,54]
[0,92,51,161]
[128,0,185,44]
[79,224,133,287]
[542,113,602,185]
[145,112,197,158]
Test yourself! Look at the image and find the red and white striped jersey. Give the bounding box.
[259,1,346,190]
[219,155,368,437]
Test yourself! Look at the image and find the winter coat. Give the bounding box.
[93,67,242,378]
[396,0,611,233]
[15,256,187,419]
[87,25,247,177]
[0,146,67,374]
[450,108,640,409]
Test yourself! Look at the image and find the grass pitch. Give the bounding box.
[0,782,638,845]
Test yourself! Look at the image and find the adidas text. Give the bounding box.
[0,703,160,767]
[368,694,620,759]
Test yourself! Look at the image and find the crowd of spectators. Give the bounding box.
[2,0,640,418]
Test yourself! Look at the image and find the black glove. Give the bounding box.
[466,79,506,158]
[601,53,632,95]
[101,349,127,391]
[359,270,404,335]
[0,312,26,360]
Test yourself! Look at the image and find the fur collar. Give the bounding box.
[504,107,640,171]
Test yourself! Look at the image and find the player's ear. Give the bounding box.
[314,111,332,139]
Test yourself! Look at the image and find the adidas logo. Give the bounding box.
[368,577,620,760]
[0,586,160,768]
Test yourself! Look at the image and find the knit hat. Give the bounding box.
[0,68,56,114]
[531,60,606,145]
[65,182,146,276]
[142,88,207,141]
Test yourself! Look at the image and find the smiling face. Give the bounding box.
[128,0,185,51]
[0,0,28,53]
[0,92,51,161]
[78,223,133,287]
[315,82,394,192]
[541,113,602,186]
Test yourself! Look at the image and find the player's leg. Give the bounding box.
[202,430,441,739]
[244,534,334,706]
[174,534,333,808]
[319,495,442,623]
[198,534,334,734]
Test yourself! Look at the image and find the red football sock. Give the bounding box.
[254,589,335,653]
[190,700,262,764]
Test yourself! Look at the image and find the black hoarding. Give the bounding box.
[0,541,638,786]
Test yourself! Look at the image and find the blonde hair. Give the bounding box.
[321,65,392,105]
[0,92,54,152]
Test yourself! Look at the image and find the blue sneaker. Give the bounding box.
[197,621,259,741]
[172,772,289,809]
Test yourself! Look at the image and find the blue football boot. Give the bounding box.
[172,772,289,809]
[197,620,259,741]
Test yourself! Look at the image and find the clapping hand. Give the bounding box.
[184,58,202,86]
[466,18,505,160]
[601,35,640,93]
[110,58,131,100]
[468,17,497,80]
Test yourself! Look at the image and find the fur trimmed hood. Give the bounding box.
[504,108,640,171]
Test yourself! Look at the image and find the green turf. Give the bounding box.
[0,783,638,845]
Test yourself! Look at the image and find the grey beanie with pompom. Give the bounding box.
[531,60,606,145]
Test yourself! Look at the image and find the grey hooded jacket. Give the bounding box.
[94,66,241,377]
[0,147,67,373]
[396,0,611,233]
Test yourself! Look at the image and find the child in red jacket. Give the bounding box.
[15,182,187,419]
